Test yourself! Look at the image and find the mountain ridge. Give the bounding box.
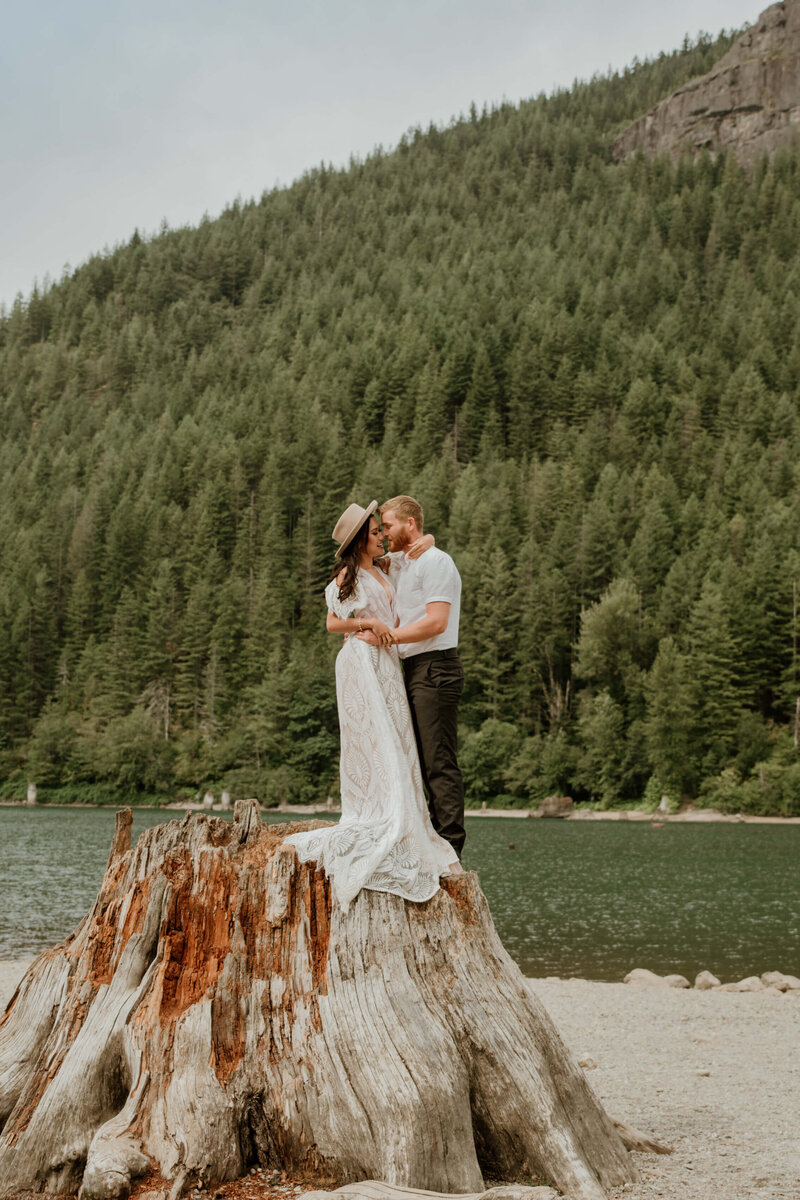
[614,0,800,164]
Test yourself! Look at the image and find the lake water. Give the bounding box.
[0,807,797,982]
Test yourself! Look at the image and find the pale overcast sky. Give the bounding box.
[2,1,756,306]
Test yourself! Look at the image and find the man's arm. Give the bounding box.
[357,601,449,647]
[392,601,449,644]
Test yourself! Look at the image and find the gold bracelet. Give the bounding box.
[358,618,363,632]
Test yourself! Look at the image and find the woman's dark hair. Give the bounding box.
[329,516,372,603]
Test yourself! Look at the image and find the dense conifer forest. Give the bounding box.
[3,27,800,814]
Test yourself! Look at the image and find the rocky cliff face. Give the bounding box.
[613,1,800,165]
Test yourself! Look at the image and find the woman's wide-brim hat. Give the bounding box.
[332,500,378,557]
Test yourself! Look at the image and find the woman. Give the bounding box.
[284,501,461,909]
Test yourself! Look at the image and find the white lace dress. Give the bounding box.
[284,569,458,910]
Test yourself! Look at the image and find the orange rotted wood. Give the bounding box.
[0,802,643,1200]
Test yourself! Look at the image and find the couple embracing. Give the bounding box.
[286,495,466,908]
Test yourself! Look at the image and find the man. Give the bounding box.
[358,494,466,859]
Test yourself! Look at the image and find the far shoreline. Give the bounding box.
[1,798,799,823]
[2,957,798,993]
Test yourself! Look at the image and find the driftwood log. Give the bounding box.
[0,802,640,1200]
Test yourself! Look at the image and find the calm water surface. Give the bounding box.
[0,807,797,981]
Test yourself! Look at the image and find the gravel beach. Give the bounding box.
[2,962,798,1199]
[530,977,800,1200]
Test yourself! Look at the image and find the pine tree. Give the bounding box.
[468,547,517,719]
[574,578,645,711]
[576,690,627,806]
[684,580,742,778]
[643,636,694,793]
[459,343,495,460]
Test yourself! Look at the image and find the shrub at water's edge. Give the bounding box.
[698,761,800,818]
[0,780,173,807]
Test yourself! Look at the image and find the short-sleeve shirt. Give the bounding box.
[390,547,461,660]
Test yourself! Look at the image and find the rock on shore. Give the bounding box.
[623,966,800,994]
[624,969,691,988]
[694,970,721,989]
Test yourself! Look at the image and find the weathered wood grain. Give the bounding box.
[0,802,636,1200]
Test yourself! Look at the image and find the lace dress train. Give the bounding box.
[284,571,457,910]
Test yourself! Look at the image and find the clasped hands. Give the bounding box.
[357,620,395,648]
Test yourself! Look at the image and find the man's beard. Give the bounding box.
[387,529,411,552]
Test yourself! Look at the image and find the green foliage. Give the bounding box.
[504,729,580,803]
[575,690,628,807]
[641,773,680,813]
[461,719,523,804]
[643,636,694,793]
[26,703,82,786]
[2,26,800,812]
[95,708,176,792]
[699,761,800,817]
[575,579,647,708]
[685,580,743,776]
[0,779,177,806]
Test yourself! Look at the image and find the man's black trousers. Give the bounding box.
[402,648,466,858]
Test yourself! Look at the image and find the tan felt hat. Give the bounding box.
[332,500,379,557]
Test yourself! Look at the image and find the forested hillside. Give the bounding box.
[3,27,800,815]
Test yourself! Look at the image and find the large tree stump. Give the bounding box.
[0,802,638,1200]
